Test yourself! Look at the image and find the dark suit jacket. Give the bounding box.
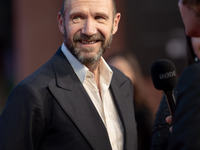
[0,48,137,150]
[168,62,200,150]
[151,96,171,150]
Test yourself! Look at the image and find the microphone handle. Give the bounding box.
[163,90,176,117]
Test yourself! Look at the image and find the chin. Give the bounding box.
[186,30,200,37]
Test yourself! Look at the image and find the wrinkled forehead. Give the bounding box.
[63,0,116,15]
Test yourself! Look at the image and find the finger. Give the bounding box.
[169,126,173,133]
[166,116,172,124]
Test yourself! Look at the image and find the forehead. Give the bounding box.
[65,0,114,14]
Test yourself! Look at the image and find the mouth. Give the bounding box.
[79,40,101,45]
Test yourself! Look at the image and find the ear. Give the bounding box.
[112,13,121,35]
[57,12,65,34]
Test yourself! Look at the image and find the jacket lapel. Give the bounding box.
[110,70,137,150]
[48,49,112,150]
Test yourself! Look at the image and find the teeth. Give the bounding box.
[81,41,96,44]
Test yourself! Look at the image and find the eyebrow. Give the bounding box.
[95,12,110,19]
[70,12,84,18]
[70,11,110,20]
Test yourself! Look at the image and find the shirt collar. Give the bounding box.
[61,43,87,83]
[99,58,113,89]
[61,43,113,86]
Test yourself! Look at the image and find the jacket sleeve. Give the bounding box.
[168,63,200,150]
[151,96,171,150]
[0,84,47,150]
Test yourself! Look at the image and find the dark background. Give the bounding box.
[125,0,186,76]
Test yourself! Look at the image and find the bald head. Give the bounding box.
[60,0,117,17]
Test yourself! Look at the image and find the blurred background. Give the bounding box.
[0,0,187,123]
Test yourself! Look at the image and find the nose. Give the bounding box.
[82,18,97,36]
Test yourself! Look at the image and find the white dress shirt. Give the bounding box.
[61,43,124,150]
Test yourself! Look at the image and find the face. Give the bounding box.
[58,0,121,64]
[178,0,200,37]
[191,37,200,59]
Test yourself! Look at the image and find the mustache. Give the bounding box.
[73,33,105,42]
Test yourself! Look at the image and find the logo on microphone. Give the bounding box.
[159,70,176,80]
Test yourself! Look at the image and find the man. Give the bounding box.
[151,0,200,149]
[0,0,137,150]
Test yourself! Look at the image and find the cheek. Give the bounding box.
[65,23,82,39]
[178,1,191,23]
[184,14,200,36]
[98,25,113,38]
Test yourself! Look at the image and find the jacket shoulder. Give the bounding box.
[110,66,130,82]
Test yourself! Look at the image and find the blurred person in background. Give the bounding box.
[108,51,153,150]
[151,0,200,149]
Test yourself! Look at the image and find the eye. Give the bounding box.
[95,16,106,22]
[72,15,84,23]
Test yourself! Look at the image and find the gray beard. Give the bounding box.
[72,45,104,64]
[63,28,113,65]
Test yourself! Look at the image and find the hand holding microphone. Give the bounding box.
[151,59,177,117]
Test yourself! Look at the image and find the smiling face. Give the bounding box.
[58,0,120,65]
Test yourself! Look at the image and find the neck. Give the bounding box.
[84,60,101,96]
[84,60,100,81]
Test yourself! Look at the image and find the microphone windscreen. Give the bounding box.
[151,59,177,91]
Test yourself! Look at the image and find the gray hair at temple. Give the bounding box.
[60,0,117,17]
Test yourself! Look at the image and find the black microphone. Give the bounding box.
[151,59,177,116]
